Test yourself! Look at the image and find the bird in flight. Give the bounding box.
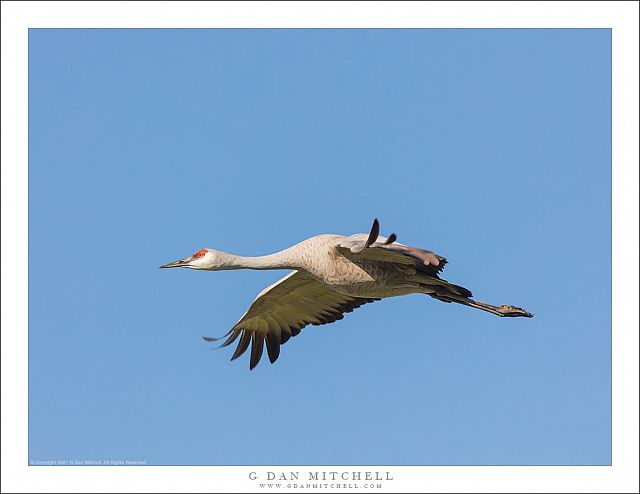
[161,219,532,369]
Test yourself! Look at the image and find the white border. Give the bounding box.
[2,2,638,493]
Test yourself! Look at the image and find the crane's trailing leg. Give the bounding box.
[465,300,533,318]
[430,292,533,318]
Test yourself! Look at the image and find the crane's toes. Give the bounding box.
[498,305,534,318]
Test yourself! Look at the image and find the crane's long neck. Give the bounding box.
[221,247,302,271]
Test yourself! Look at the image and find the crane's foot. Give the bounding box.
[497,305,534,318]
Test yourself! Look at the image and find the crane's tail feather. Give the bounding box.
[419,280,472,298]
[444,282,472,298]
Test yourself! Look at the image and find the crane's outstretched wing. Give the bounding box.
[203,271,378,369]
[336,218,448,277]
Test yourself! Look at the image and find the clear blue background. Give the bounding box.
[29,29,611,465]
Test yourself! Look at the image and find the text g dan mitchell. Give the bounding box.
[249,471,394,481]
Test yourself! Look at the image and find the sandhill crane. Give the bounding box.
[161,219,532,369]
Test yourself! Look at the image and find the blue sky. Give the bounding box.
[28,29,611,465]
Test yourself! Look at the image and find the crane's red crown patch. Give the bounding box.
[193,249,208,258]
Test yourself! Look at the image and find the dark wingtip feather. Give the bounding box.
[365,218,380,248]
[202,326,237,344]
[280,327,292,345]
[231,330,251,361]
[265,332,281,364]
[249,333,264,370]
[219,329,241,348]
[384,233,397,245]
[202,329,233,342]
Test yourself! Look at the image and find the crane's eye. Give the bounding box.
[193,249,208,258]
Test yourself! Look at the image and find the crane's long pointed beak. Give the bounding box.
[159,258,190,269]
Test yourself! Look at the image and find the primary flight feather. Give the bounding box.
[160,219,533,369]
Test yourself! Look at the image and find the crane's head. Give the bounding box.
[159,248,225,270]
